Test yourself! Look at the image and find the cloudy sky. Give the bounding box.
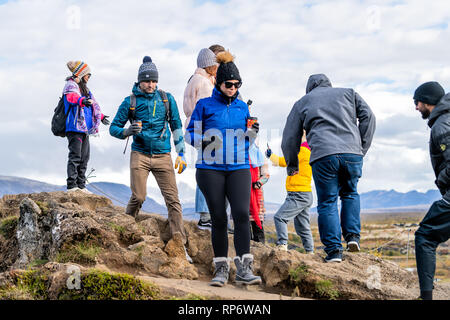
[0,0,449,204]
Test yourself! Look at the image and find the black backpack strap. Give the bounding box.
[158,89,171,139]
[128,93,136,124]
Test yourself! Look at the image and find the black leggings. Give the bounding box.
[196,168,251,257]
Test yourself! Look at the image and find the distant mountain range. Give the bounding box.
[0,175,167,215]
[0,176,441,218]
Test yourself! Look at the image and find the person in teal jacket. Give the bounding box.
[110,56,191,262]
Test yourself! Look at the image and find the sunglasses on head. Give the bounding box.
[224,81,242,89]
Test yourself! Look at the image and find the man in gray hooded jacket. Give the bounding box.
[413,81,450,300]
[281,74,376,263]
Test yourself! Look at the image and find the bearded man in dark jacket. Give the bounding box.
[414,81,450,300]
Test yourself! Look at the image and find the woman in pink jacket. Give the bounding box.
[183,48,219,228]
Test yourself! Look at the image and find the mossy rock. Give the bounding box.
[55,241,102,265]
[58,270,161,300]
[16,269,51,300]
[0,216,18,238]
[34,201,50,216]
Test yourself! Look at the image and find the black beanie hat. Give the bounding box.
[138,56,158,82]
[215,51,241,86]
[414,81,445,105]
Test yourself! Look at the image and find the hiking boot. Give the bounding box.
[135,213,152,223]
[234,254,262,285]
[79,187,93,194]
[324,250,342,263]
[209,257,230,287]
[346,235,361,252]
[197,219,212,229]
[276,244,288,251]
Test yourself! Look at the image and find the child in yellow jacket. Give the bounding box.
[266,131,314,253]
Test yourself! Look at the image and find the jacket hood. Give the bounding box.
[306,74,332,94]
[428,93,450,128]
[132,82,157,98]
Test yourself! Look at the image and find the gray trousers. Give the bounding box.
[274,191,314,252]
[66,132,90,189]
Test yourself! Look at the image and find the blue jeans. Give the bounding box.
[311,154,363,254]
[195,185,210,219]
[274,191,314,252]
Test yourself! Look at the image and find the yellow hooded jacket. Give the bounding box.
[269,142,312,192]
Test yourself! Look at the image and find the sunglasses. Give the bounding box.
[224,81,242,89]
[414,99,419,106]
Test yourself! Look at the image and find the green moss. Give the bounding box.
[0,216,18,238]
[16,269,50,300]
[56,241,102,265]
[315,279,339,300]
[28,259,49,268]
[108,222,125,235]
[58,270,161,300]
[35,201,49,215]
[289,264,309,284]
[0,286,34,300]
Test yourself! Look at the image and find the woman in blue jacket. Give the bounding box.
[185,51,261,287]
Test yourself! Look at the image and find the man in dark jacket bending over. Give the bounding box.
[281,74,376,263]
[414,81,450,300]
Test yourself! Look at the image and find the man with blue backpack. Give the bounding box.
[109,56,190,261]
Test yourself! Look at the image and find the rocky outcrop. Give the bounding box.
[0,191,448,300]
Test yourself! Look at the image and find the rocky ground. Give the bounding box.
[0,191,448,300]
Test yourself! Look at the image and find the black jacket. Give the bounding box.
[428,93,450,197]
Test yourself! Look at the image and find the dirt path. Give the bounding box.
[138,276,309,300]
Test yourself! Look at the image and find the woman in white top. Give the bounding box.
[183,48,219,228]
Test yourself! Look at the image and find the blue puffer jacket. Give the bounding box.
[109,83,185,155]
[185,87,251,171]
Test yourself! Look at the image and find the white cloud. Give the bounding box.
[0,0,448,205]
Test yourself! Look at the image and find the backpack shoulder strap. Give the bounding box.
[128,93,136,123]
[158,89,170,120]
[158,89,171,139]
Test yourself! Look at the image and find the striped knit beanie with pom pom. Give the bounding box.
[67,61,91,79]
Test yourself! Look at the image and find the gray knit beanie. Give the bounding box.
[197,48,217,69]
[138,56,158,82]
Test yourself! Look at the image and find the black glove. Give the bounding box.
[253,181,262,190]
[251,122,259,134]
[101,115,110,126]
[123,122,142,137]
[265,148,272,158]
[202,135,222,150]
[83,99,93,106]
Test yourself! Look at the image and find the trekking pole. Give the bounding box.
[123,136,130,154]
[86,168,96,180]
